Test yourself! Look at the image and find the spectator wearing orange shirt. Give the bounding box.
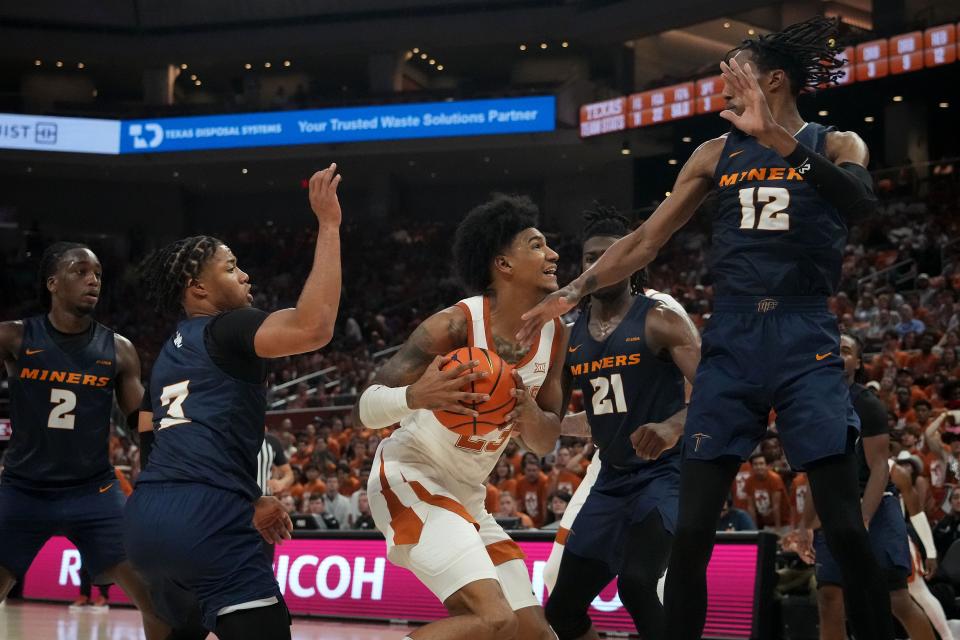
[516,459,550,527]
[496,493,533,529]
[484,481,501,515]
[549,447,582,496]
[869,331,910,380]
[336,462,361,497]
[290,464,326,501]
[908,334,940,378]
[492,457,517,499]
[731,461,754,511]
[745,453,789,530]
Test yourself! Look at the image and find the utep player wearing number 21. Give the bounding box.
[355,194,565,640]
[518,16,893,640]
[0,242,169,639]
[124,164,342,640]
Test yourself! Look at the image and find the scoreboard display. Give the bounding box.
[580,23,958,137]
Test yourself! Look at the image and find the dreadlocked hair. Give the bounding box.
[139,235,222,312]
[581,202,647,295]
[842,332,867,384]
[39,242,90,305]
[728,15,845,94]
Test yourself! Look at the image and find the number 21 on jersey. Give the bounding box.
[591,373,627,415]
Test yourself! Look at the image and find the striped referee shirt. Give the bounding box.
[256,433,288,496]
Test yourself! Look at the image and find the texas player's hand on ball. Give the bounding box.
[504,370,537,434]
[630,421,682,460]
[254,496,293,545]
[407,355,489,416]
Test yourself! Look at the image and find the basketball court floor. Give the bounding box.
[0,601,416,639]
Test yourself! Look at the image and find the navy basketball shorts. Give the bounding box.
[123,483,281,630]
[564,457,679,574]
[814,493,910,590]
[683,297,860,471]
[0,478,126,582]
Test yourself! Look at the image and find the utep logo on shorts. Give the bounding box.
[173,332,183,348]
[690,432,712,452]
[35,122,57,144]
[129,123,164,149]
[757,298,779,313]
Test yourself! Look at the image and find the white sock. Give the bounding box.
[909,575,954,640]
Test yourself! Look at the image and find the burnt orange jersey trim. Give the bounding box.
[486,539,526,566]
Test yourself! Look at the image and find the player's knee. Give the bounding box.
[817,586,844,618]
[545,595,591,640]
[618,573,661,610]
[478,604,518,639]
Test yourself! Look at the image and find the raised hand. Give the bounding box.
[517,285,581,346]
[718,59,781,147]
[308,163,343,228]
[406,355,490,416]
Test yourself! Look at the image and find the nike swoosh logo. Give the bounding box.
[99,483,114,494]
[815,352,832,361]
[728,150,744,158]
[25,348,44,355]
[568,345,582,353]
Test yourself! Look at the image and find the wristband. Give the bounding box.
[358,384,413,428]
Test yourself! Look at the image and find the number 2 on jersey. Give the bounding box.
[590,374,627,415]
[47,388,77,430]
[738,186,790,231]
[159,380,191,429]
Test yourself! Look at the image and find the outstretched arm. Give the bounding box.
[629,302,701,460]
[253,164,343,358]
[517,141,719,344]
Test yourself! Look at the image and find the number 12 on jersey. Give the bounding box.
[590,374,627,415]
[739,186,790,231]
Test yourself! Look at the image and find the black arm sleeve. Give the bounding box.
[266,434,288,465]
[855,392,889,439]
[205,307,269,384]
[138,386,154,468]
[783,142,877,218]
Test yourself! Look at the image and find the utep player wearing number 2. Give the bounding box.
[355,194,565,640]
[124,164,343,640]
[0,243,168,639]
[518,17,893,640]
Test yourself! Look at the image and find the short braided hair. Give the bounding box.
[727,16,845,95]
[581,202,647,294]
[139,235,221,312]
[38,242,90,306]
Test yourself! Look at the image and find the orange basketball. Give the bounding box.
[433,347,517,437]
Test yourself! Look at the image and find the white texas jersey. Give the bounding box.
[387,295,562,489]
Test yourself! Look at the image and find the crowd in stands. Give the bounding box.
[2,158,960,541]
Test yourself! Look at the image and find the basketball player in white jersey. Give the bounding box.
[354,194,565,640]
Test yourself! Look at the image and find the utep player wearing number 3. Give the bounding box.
[124,164,343,640]
[518,16,893,640]
[0,243,168,639]
[356,194,565,640]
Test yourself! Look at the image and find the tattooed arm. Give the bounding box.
[352,306,489,428]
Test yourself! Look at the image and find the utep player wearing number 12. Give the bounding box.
[356,195,564,640]
[0,243,168,639]
[124,164,343,640]
[518,16,893,640]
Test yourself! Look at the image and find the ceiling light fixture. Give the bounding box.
[283,60,291,67]
[180,63,188,70]
[668,158,678,165]
[892,95,903,102]
[436,64,444,71]
[519,44,527,51]
[540,43,548,49]
[818,109,828,116]
[681,136,692,143]
[864,116,875,122]
[244,63,252,70]
[561,41,569,48]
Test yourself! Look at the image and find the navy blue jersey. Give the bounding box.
[709,122,847,297]
[4,315,116,489]
[138,315,266,501]
[566,296,686,469]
